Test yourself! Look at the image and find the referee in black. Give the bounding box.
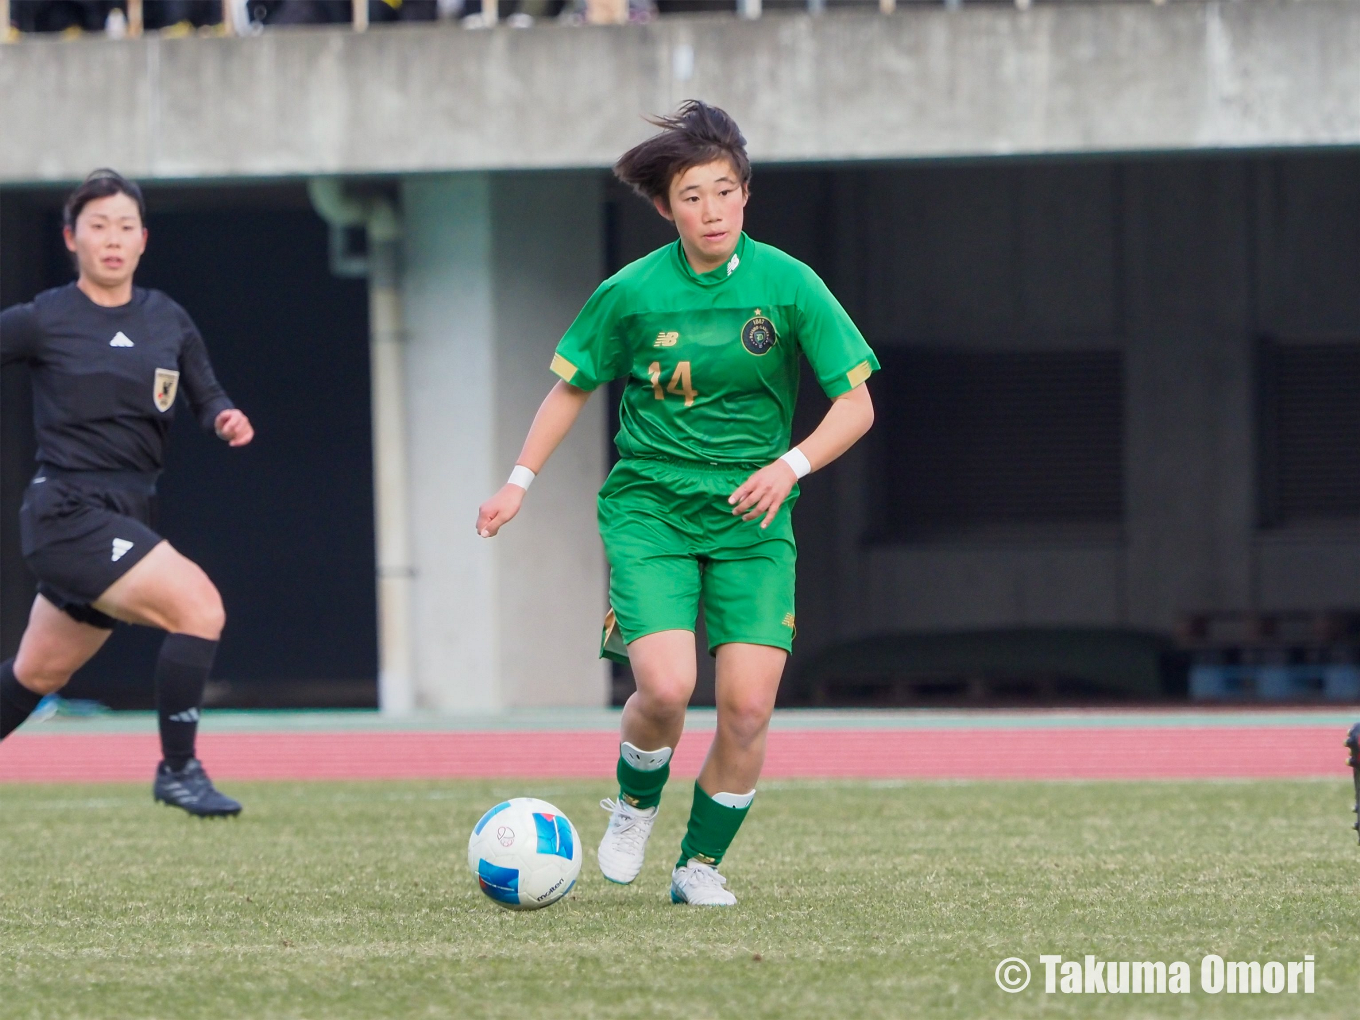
[0,170,254,817]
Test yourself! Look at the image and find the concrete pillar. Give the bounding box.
[401,171,610,712]
[1121,160,1256,630]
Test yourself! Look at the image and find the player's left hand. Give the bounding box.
[215,408,255,447]
[729,460,798,529]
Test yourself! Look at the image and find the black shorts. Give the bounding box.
[19,467,164,629]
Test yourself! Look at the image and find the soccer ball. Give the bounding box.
[467,797,582,910]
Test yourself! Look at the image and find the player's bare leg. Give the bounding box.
[620,630,696,753]
[598,630,697,884]
[672,643,785,906]
[96,540,240,817]
[699,643,785,794]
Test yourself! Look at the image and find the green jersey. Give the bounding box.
[551,233,878,467]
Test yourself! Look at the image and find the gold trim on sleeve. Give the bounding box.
[551,353,579,384]
[846,360,872,389]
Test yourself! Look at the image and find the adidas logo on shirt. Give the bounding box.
[111,538,134,562]
[110,331,135,347]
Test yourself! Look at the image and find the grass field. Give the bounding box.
[1,778,1357,1019]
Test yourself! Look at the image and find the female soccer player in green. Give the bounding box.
[476,101,877,905]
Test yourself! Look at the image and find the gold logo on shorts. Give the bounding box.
[153,368,180,413]
[654,331,680,347]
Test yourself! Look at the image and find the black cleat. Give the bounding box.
[1347,724,1360,845]
[153,759,242,818]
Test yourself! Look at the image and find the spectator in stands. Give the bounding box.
[10,0,109,34]
[144,0,222,33]
[251,0,438,25]
[8,0,441,34]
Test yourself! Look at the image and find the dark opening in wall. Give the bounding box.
[868,348,1125,543]
[1258,338,1360,527]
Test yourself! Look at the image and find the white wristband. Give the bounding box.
[779,448,812,480]
[507,465,536,491]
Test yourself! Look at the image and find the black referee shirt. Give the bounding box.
[0,283,234,473]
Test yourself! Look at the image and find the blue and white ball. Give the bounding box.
[467,797,582,910]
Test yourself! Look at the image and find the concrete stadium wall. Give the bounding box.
[3,1,1360,184]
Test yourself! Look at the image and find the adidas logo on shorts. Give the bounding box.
[111,538,134,562]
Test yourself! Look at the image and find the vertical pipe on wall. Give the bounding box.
[366,200,415,716]
[308,180,414,715]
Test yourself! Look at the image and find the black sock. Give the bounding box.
[0,659,44,740]
[155,634,217,771]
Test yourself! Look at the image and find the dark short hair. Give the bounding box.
[63,169,146,230]
[614,101,751,205]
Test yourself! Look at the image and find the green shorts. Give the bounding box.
[597,457,798,663]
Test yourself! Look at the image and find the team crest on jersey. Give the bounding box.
[741,312,777,356]
[153,368,180,412]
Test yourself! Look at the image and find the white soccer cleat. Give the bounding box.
[597,797,659,884]
[670,859,738,906]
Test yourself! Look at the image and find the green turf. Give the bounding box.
[1,778,1356,1019]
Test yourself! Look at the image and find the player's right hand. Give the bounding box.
[476,484,525,538]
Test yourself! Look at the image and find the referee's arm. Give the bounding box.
[0,304,41,365]
[178,328,234,430]
[179,327,253,447]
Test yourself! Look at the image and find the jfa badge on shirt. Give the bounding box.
[153,368,180,412]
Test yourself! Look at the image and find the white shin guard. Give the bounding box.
[711,790,756,810]
[621,741,673,772]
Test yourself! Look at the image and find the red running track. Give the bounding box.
[0,727,1349,783]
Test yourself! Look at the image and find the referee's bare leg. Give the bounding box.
[0,596,113,738]
[0,540,239,816]
[94,540,225,640]
[98,540,238,815]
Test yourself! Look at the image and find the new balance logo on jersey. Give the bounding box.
[111,538,134,562]
[654,331,680,347]
[168,708,200,724]
[726,253,740,276]
[109,331,135,347]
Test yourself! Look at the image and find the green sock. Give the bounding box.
[677,783,753,869]
[617,755,670,810]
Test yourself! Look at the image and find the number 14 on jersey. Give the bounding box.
[649,361,698,407]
